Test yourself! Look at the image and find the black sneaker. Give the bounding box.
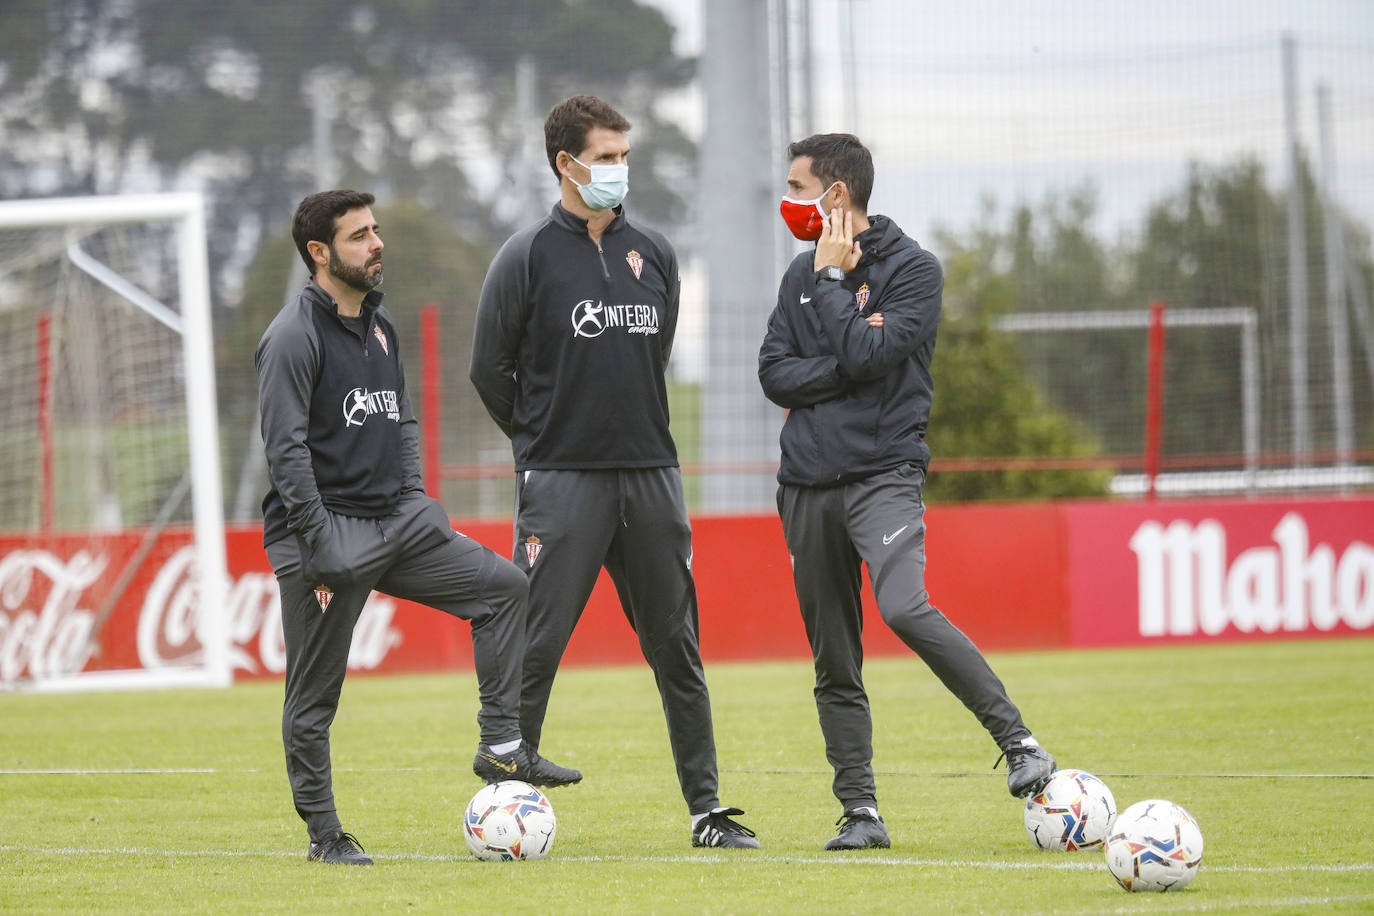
[996,737,1056,797]
[472,741,582,787]
[307,831,373,865]
[823,809,891,850]
[691,807,761,849]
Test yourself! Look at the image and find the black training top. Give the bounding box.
[470,203,681,471]
[255,280,422,547]
[759,215,942,487]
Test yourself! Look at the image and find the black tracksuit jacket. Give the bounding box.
[759,215,942,487]
[469,203,680,470]
[255,280,421,548]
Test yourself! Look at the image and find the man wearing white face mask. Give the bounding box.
[760,133,1056,851]
[471,95,760,849]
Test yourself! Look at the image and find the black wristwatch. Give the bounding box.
[815,265,845,283]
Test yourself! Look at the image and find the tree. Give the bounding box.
[0,1,146,196]
[931,157,1374,499]
[927,210,1113,502]
[1006,185,1122,313]
[0,0,697,518]
[1129,156,1374,458]
[0,0,696,302]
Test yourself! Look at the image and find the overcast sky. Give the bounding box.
[635,1,1374,379]
[643,0,1374,245]
[649,0,1374,58]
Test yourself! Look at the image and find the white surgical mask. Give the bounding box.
[569,154,629,210]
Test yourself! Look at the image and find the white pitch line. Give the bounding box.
[0,769,436,774]
[3,767,1370,779]
[1089,894,1374,915]
[0,768,220,775]
[739,769,1374,779]
[556,856,1374,874]
[1,844,1371,874]
[0,845,299,860]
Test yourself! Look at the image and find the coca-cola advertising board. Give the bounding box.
[0,526,433,686]
[2,497,1370,689]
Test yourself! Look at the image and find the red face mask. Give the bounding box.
[779,182,837,241]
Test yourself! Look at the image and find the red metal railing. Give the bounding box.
[1145,300,1167,500]
[417,299,1371,495]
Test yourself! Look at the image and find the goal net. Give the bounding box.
[995,308,1263,496]
[0,193,229,692]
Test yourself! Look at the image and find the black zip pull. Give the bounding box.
[596,242,611,280]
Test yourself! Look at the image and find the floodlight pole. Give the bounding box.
[1317,83,1354,474]
[702,0,781,510]
[1145,302,1167,501]
[420,304,442,500]
[1282,32,1310,466]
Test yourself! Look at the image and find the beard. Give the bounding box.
[328,245,383,292]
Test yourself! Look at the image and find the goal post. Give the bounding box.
[996,306,1262,496]
[0,192,229,692]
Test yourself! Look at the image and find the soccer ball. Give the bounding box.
[463,780,557,861]
[1023,768,1117,851]
[1103,799,1204,892]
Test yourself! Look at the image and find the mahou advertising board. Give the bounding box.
[1,497,1369,688]
[1062,498,1374,645]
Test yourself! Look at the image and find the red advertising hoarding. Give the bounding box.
[2,497,1369,688]
[1063,498,1374,645]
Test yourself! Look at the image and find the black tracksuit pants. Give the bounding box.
[266,491,527,842]
[777,464,1031,811]
[511,467,721,815]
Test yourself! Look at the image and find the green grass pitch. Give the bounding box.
[2,639,1371,914]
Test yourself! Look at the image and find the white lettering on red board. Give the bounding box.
[1129,512,1374,637]
[138,546,402,674]
[0,545,402,685]
[0,550,105,681]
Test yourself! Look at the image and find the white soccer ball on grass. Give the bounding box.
[463,780,557,861]
[1103,798,1204,891]
[1023,768,1117,851]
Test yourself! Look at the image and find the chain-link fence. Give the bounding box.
[2,1,1371,526]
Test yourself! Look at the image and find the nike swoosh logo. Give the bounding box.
[800,295,811,304]
[882,525,909,545]
[480,754,518,774]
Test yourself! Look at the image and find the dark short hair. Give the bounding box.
[292,189,376,273]
[787,133,873,211]
[544,95,632,179]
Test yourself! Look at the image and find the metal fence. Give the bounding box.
[3,1,1372,524]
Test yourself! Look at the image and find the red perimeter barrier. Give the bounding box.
[1,497,1369,686]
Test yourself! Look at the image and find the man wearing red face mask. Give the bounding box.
[759,134,1056,851]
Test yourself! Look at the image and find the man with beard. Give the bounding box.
[759,135,1056,851]
[256,190,579,866]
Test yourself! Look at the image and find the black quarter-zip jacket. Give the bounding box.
[255,280,422,547]
[759,215,942,487]
[470,203,680,470]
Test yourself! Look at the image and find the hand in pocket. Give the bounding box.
[297,513,354,590]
